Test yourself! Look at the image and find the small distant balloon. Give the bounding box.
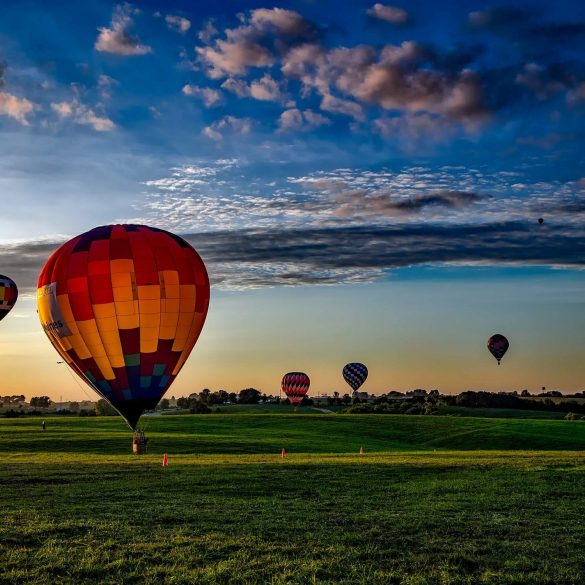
[281,372,310,406]
[0,275,18,323]
[487,334,509,365]
[538,218,544,225]
[343,363,368,392]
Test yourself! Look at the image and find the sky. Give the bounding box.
[1,0,585,400]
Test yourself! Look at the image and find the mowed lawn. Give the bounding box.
[2,415,585,584]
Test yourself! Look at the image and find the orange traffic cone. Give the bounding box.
[281,448,286,458]
[162,453,168,467]
[359,447,364,455]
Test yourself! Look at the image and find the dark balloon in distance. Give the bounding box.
[487,334,509,365]
[538,218,544,224]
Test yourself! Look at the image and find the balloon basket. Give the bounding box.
[132,429,148,455]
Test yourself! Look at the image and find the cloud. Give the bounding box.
[373,113,454,145]
[468,8,528,30]
[567,83,585,106]
[367,4,409,24]
[198,20,218,44]
[51,99,115,131]
[165,15,191,34]
[202,116,252,140]
[320,94,364,120]
[515,62,575,101]
[182,84,223,107]
[0,92,35,125]
[95,4,152,56]
[332,188,483,217]
[250,74,283,101]
[138,161,585,236]
[196,8,316,79]
[221,74,284,102]
[191,7,499,129]
[4,222,585,292]
[281,41,490,124]
[278,108,330,132]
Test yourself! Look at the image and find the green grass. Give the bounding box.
[435,405,568,419]
[2,415,585,584]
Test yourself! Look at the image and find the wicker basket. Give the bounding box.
[132,430,148,454]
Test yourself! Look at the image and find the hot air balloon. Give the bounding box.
[281,372,310,406]
[343,362,368,392]
[37,224,210,429]
[538,218,544,225]
[0,275,18,322]
[487,334,509,365]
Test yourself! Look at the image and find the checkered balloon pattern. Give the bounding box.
[0,275,18,323]
[281,372,310,405]
[37,225,210,429]
[487,334,509,364]
[343,362,368,391]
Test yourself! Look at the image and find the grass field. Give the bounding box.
[2,414,585,584]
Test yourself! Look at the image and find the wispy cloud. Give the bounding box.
[0,92,35,125]
[367,4,409,24]
[51,99,115,131]
[278,108,330,132]
[182,84,223,107]
[165,14,191,34]
[95,3,152,56]
[202,116,252,141]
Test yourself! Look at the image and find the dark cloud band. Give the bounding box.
[2,221,582,292]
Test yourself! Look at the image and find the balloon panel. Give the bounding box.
[37,225,210,428]
[0,275,18,322]
[343,362,368,391]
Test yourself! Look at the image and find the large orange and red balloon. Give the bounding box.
[0,275,18,322]
[37,224,210,429]
[487,334,509,365]
[281,372,310,405]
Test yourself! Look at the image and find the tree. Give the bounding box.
[29,396,51,408]
[159,398,170,410]
[177,397,190,409]
[95,399,117,416]
[238,388,261,404]
[69,401,80,412]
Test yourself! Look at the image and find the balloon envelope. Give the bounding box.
[343,362,368,391]
[0,275,18,322]
[281,372,310,405]
[487,334,509,364]
[37,224,210,429]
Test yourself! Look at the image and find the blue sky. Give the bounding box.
[1,0,585,398]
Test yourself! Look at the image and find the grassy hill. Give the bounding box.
[2,413,585,455]
[2,414,585,584]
